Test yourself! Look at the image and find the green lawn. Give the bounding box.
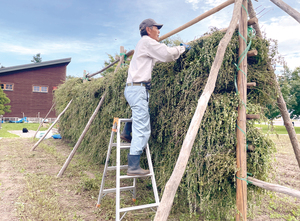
[254,124,300,134]
[0,123,47,138]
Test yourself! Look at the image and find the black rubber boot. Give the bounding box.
[127,154,150,176]
[121,122,132,143]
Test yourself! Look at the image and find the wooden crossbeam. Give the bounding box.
[248,177,300,199]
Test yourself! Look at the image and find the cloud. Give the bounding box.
[185,0,200,11]
[204,0,226,8]
[261,15,300,70]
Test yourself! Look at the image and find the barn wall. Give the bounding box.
[0,64,67,118]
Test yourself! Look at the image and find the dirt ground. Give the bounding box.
[0,135,300,220]
[0,138,101,221]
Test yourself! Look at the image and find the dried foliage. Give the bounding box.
[54,30,277,220]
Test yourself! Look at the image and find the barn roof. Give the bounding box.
[0,58,71,75]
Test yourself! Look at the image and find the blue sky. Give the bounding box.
[0,0,299,78]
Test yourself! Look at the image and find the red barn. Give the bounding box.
[0,58,71,119]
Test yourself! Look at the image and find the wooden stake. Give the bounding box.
[31,99,73,151]
[247,49,258,57]
[270,0,300,23]
[158,0,235,42]
[248,177,300,199]
[57,92,107,178]
[33,102,56,140]
[236,1,248,220]
[247,82,256,88]
[114,46,125,73]
[153,1,244,220]
[246,114,260,119]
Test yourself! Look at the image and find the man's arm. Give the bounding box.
[146,39,186,63]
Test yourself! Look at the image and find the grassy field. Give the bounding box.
[254,124,300,134]
[0,135,299,220]
[0,123,48,137]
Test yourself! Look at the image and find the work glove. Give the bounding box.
[180,43,191,51]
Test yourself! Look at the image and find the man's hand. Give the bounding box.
[180,43,191,51]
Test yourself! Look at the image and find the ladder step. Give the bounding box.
[107,165,128,171]
[112,143,131,149]
[120,174,153,179]
[119,203,159,213]
[119,118,132,123]
[103,186,135,194]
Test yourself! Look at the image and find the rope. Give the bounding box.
[236,173,253,185]
[120,53,127,67]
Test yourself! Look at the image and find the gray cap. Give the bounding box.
[139,18,163,32]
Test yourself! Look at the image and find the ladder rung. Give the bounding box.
[120,174,153,179]
[112,143,131,149]
[107,165,128,170]
[103,186,135,194]
[119,118,132,123]
[119,203,159,213]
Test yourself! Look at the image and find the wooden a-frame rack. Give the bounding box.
[30,0,300,220]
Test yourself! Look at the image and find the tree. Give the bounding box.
[288,66,300,118]
[31,53,42,63]
[275,65,300,119]
[0,86,11,115]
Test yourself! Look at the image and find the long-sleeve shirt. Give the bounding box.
[127,35,185,83]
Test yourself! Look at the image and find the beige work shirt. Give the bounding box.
[127,35,185,83]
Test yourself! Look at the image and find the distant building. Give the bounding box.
[0,58,71,118]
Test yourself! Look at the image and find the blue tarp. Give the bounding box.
[9,117,28,123]
[52,134,62,139]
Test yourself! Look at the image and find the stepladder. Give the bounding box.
[96,118,160,221]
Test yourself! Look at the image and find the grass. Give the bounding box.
[254,124,300,134]
[0,122,48,137]
[2,134,300,220]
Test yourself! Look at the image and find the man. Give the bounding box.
[123,18,189,176]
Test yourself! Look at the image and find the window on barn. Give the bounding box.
[33,85,48,93]
[1,83,14,91]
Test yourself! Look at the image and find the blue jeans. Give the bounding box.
[124,85,150,155]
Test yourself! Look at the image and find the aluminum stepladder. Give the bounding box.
[96,118,160,221]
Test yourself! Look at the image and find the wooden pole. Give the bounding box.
[248,177,300,199]
[270,0,300,23]
[236,0,248,220]
[273,74,300,168]
[153,1,244,220]
[31,99,73,151]
[247,0,300,170]
[158,0,235,42]
[248,0,262,38]
[57,92,107,178]
[114,46,125,73]
[87,50,134,78]
[33,102,56,139]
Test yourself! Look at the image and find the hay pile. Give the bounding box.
[54,30,277,219]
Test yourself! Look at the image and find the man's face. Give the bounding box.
[146,26,160,41]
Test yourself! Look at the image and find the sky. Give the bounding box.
[0,0,299,78]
